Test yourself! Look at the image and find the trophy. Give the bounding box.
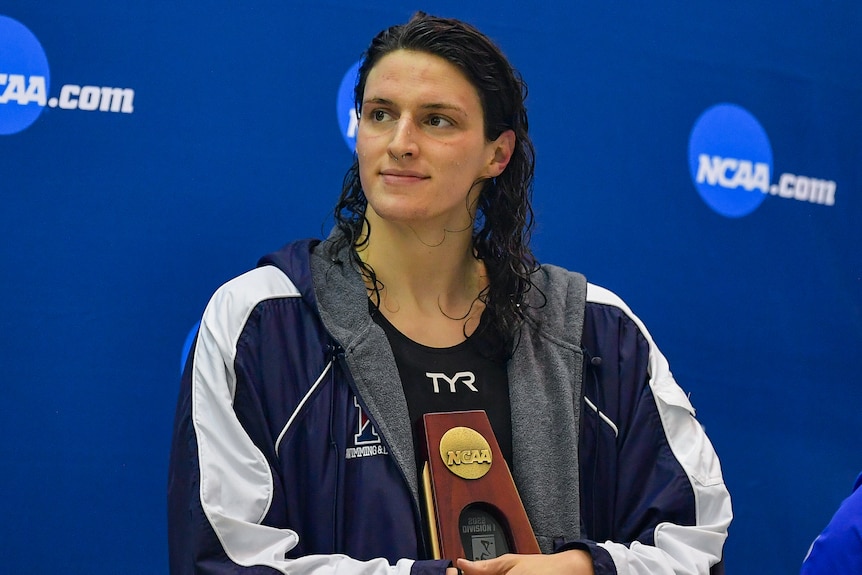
[421,410,541,561]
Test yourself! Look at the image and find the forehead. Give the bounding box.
[364,50,482,111]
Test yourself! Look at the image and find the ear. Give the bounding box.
[484,129,516,178]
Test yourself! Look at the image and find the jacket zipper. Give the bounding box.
[330,344,432,559]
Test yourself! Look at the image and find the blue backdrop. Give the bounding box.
[1,2,860,573]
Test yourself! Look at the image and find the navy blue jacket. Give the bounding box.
[168,237,731,575]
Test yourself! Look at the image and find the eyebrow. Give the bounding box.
[362,97,467,115]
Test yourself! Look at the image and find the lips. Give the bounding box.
[381,168,427,178]
[380,169,429,184]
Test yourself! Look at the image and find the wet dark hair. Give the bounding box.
[331,12,539,358]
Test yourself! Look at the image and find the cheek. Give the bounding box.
[354,138,370,171]
[356,158,371,190]
[355,129,382,162]
[354,122,369,152]
[355,151,377,193]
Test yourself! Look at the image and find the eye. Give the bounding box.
[428,115,453,128]
[371,109,391,122]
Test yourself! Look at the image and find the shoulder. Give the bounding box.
[199,266,303,356]
[207,266,301,319]
[585,283,650,333]
[522,264,587,345]
[582,281,698,415]
[203,237,319,330]
[530,266,651,330]
[582,281,664,357]
[532,263,586,296]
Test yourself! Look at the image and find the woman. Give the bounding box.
[168,12,731,575]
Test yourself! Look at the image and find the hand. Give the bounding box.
[454,550,594,575]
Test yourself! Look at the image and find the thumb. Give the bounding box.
[457,555,514,575]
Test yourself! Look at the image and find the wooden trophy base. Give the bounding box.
[422,410,540,560]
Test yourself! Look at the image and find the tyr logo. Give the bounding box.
[425,371,478,393]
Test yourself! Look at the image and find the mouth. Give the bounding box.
[380,169,429,184]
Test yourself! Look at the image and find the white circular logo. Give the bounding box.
[688,103,773,218]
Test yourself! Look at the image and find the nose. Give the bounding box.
[388,117,419,161]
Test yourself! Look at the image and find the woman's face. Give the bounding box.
[355,50,513,236]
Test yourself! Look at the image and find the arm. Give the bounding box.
[167,268,443,575]
[573,284,732,574]
[800,473,862,574]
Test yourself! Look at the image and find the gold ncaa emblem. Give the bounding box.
[439,426,493,480]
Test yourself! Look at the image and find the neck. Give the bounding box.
[356,211,487,346]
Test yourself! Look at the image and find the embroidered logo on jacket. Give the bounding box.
[345,397,389,459]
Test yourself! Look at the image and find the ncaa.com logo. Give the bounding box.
[688,103,837,218]
[0,15,135,136]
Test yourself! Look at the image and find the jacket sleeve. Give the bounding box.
[800,472,862,575]
[573,284,732,575]
[167,268,445,575]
